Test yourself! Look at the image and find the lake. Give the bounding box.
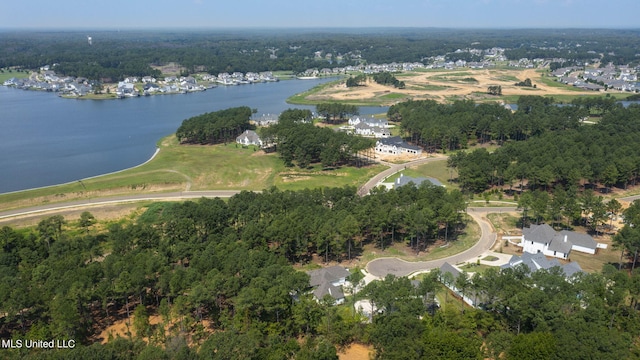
[0,79,387,193]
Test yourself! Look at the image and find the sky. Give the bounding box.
[2,0,639,29]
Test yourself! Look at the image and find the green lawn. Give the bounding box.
[0,135,387,211]
[380,92,407,100]
[406,159,458,190]
[0,70,29,82]
[408,84,450,91]
[286,78,345,105]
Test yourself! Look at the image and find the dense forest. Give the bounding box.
[387,96,640,195]
[3,187,640,359]
[0,184,469,359]
[1,29,640,81]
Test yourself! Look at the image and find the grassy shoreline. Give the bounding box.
[0,134,387,212]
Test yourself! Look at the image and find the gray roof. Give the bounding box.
[439,262,461,279]
[308,266,350,287]
[547,234,573,255]
[394,174,443,188]
[236,130,262,144]
[523,224,556,244]
[313,282,344,301]
[501,252,582,278]
[378,136,421,151]
[355,122,372,130]
[524,224,597,253]
[559,230,597,250]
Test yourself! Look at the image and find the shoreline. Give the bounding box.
[0,147,161,196]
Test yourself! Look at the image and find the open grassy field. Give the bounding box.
[0,70,29,83]
[406,159,458,190]
[0,135,387,212]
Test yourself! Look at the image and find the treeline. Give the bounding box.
[362,264,640,360]
[449,103,640,193]
[0,185,467,358]
[371,71,405,88]
[346,72,405,88]
[4,198,640,358]
[262,110,374,168]
[175,107,252,144]
[3,29,640,81]
[315,103,358,124]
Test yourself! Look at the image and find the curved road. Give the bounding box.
[366,207,516,277]
[357,155,447,196]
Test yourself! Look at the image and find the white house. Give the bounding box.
[375,136,422,155]
[520,224,599,260]
[348,115,389,128]
[235,130,263,147]
[308,266,351,305]
[353,122,391,138]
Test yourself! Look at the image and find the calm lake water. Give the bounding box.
[0,79,387,193]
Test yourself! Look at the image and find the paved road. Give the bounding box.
[0,191,242,220]
[357,155,447,195]
[366,207,518,277]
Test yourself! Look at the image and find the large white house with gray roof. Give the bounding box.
[520,224,600,260]
[375,136,422,155]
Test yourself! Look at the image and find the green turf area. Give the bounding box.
[0,70,29,83]
[406,159,458,190]
[379,92,407,100]
[0,135,387,211]
[286,78,344,104]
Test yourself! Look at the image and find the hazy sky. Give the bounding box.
[3,0,639,29]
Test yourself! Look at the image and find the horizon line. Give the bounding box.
[1,26,639,32]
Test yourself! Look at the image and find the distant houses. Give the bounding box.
[347,116,392,138]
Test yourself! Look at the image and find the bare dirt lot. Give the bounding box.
[307,68,607,105]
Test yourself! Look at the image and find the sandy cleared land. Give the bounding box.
[306,67,607,105]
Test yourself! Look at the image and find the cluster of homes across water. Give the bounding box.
[2,67,280,98]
